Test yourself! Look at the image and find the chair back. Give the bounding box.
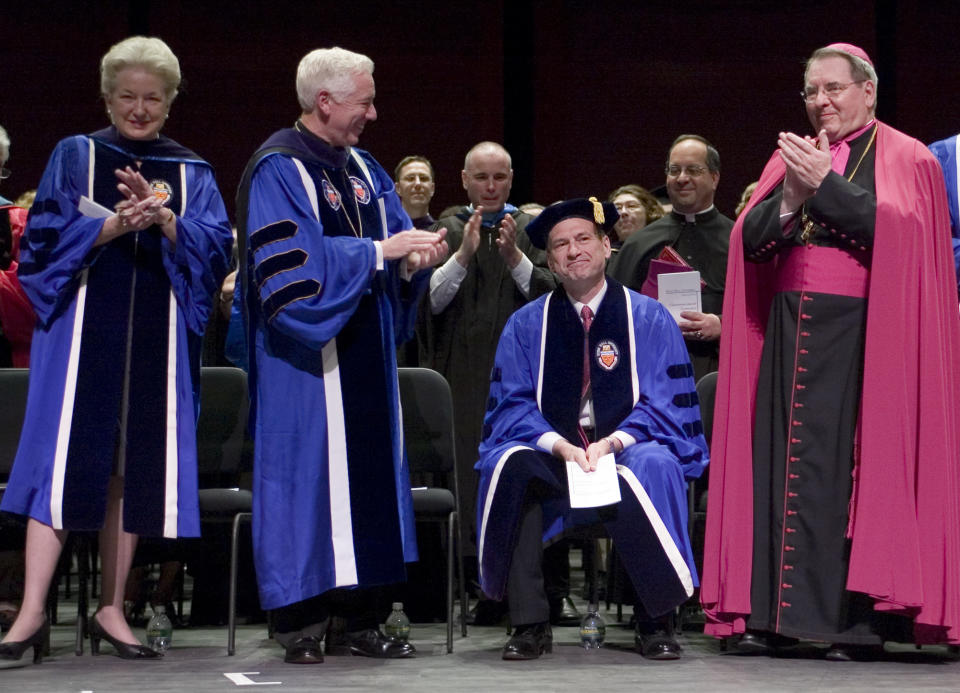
[398,367,466,650]
[695,370,718,448]
[197,367,250,487]
[0,368,29,480]
[398,367,457,479]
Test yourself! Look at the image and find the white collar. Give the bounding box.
[568,280,608,321]
[680,204,715,223]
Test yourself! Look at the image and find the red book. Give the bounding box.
[640,246,706,299]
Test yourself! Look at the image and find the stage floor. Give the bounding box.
[1,611,957,693]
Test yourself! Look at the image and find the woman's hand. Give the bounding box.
[109,166,178,243]
[115,166,154,202]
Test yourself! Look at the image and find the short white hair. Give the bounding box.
[296,47,374,112]
[100,36,181,102]
[0,124,9,166]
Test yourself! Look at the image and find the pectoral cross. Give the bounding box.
[799,213,816,243]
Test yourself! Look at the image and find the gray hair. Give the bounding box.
[0,124,9,166]
[100,36,181,102]
[296,47,374,112]
[805,46,878,97]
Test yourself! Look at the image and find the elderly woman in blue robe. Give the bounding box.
[0,36,232,665]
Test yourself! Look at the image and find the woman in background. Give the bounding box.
[608,184,664,251]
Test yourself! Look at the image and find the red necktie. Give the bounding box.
[578,305,594,448]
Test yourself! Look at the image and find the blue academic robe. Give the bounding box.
[238,126,426,610]
[929,134,960,290]
[1,127,233,538]
[476,281,708,616]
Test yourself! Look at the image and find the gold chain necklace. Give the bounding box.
[800,124,878,243]
[293,121,363,239]
[321,168,363,239]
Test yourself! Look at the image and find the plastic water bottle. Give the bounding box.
[579,603,605,649]
[383,602,411,642]
[146,604,173,652]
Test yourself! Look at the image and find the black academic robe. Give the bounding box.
[607,209,732,381]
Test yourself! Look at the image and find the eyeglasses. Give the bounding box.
[614,201,643,211]
[665,165,709,177]
[801,80,866,103]
[0,167,10,180]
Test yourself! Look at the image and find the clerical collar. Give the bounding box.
[839,119,876,145]
[568,280,608,319]
[465,203,518,226]
[292,119,350,168]
[672,205,718,224]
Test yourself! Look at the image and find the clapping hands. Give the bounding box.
[113,166,168,231]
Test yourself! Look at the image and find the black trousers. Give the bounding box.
[272,586,386,646]
[506,494,550,626]
[506,488,669,630]
[543,540,570,604]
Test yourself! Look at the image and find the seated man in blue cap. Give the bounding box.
[475,197,708,660]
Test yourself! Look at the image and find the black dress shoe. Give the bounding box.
[825,645,852,662]
[502,623,552,661]
[735,630,798,656]
[347,629,416,658]
[0,619,49,668]
[635,617,681,660]
[89,613,161,659]
[284,636,324,664]
[736,632,772,655]
[825,644,882,662]
[549,596,582,626]
[636,630,681,660]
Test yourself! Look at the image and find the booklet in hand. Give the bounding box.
[566,454,622,508]
[640,245,706,299]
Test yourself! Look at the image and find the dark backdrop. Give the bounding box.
[3,1,960,219]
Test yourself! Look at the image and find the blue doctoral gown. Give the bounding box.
[1,127,233,538]
[929,134,960,291]
[476,281,708,616]
[238,126,427,610]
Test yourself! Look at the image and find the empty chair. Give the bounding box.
[194,366,253,655]
[398,367,467,653]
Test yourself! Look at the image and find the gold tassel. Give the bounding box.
[588,196,604,225]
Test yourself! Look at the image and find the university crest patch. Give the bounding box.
[149,179,173,205]
[321,179,341,210]
[595,340,620,371]
[350,176,371,205]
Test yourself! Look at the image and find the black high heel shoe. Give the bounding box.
[0,618,50,667]
[89,612,161,659]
